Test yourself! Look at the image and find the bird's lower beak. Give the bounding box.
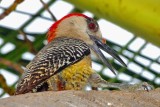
[89,35,127,75]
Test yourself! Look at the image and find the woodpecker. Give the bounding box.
[15,13,152,95]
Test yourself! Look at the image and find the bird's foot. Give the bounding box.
[88,73,154,92]
[117,82,154,91]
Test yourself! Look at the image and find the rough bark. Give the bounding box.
[0,88,160,107]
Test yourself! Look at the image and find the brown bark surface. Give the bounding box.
[0,88,160,107]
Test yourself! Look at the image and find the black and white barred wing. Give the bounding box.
[15,37,90,95]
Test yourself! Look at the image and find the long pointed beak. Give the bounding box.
[89,35,127,75]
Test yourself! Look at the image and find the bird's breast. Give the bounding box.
[47,56,93,91]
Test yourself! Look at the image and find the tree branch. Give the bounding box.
[0,74,15,95]
[0,57,23,74]
[40,0,57,21]
[0,0,24,20]
[19,30,37,54]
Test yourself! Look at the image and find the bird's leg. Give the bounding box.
[88,73,154,91]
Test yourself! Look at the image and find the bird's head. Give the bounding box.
[47,13,127,75]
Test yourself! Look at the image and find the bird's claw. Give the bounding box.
[119,82,154,92]
[139,82,154,91]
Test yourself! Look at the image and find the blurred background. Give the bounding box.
[0,0,159,98]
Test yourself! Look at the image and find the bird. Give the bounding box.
[15,13,152,95]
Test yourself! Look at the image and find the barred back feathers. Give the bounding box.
[15,37,90,95]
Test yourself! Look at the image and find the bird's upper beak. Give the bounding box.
[89,35,127,75]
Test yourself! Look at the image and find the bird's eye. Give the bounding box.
[87,18,99,32]
[88,23,96,30]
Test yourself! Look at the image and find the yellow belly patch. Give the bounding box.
[47,56,94,90]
